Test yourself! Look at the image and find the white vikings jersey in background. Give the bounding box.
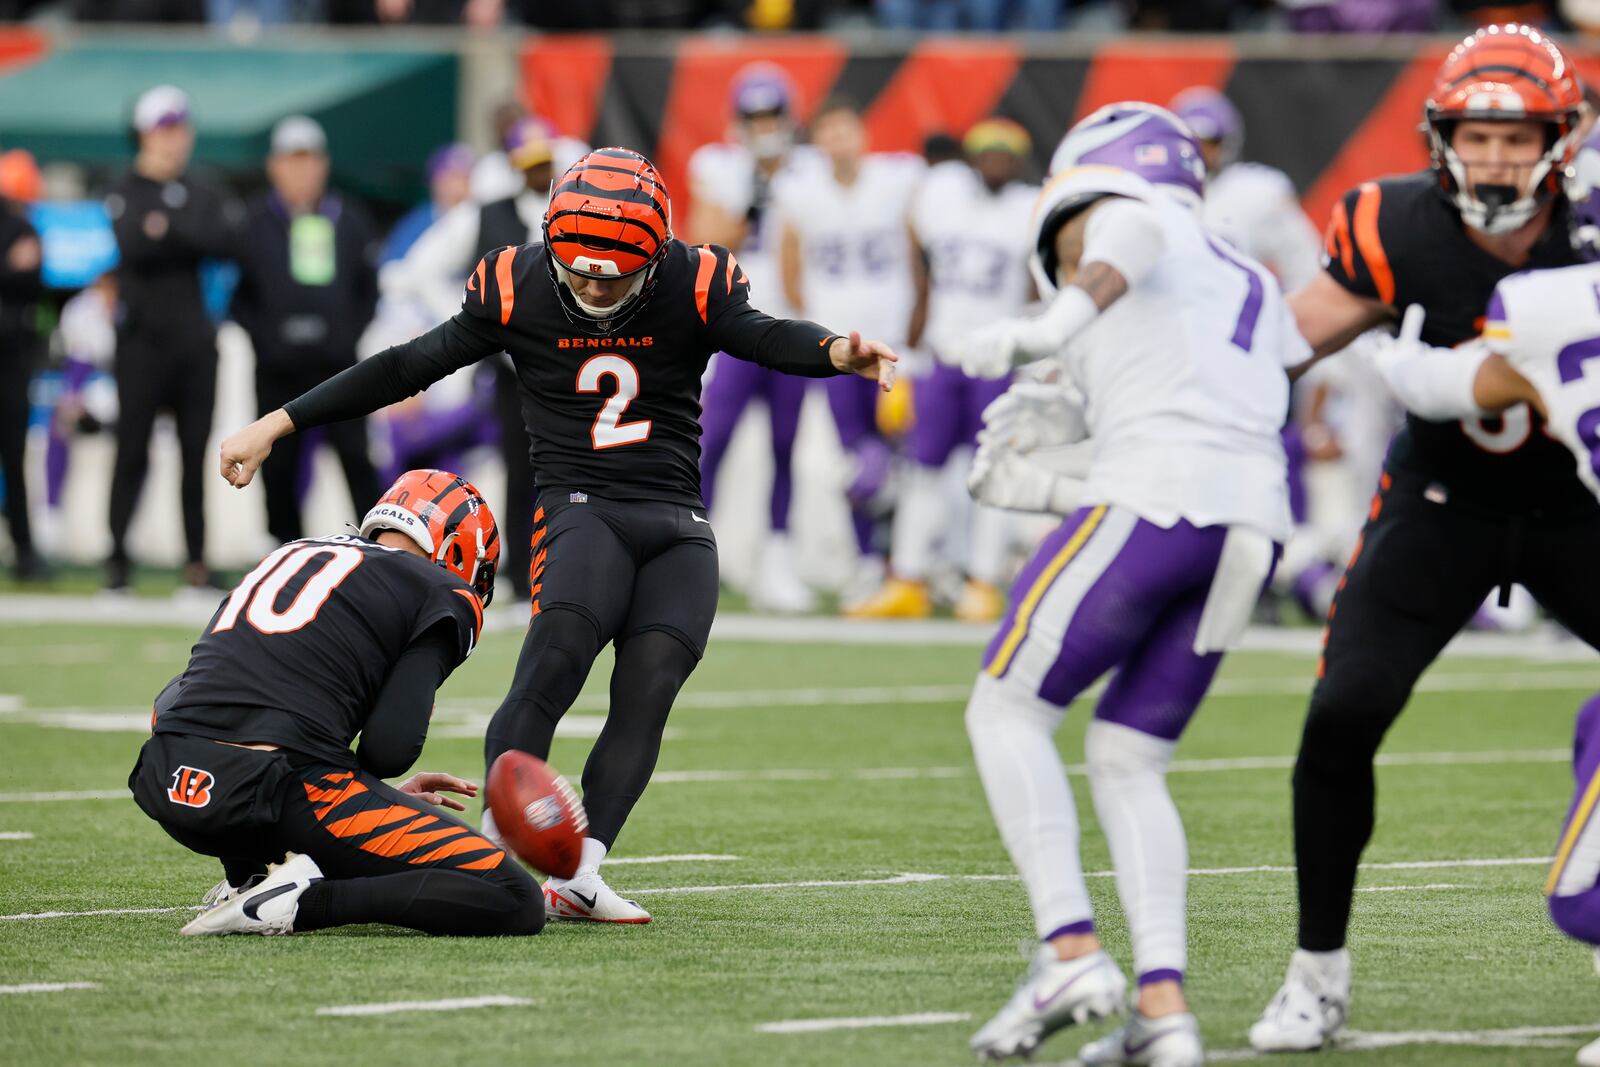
[1486,263,1600,501]
[1044,167,1301,541]
[913,163,1037,357]
[689,142,824,317]
[1202,162,1322,290]
[772,152,924,345]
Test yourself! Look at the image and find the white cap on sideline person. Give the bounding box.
[133,85,191,133]
[270,115,327,157]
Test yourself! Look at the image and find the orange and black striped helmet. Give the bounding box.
[544,148,671,276]
[359,469,500,606]
[1424,23,1585,233]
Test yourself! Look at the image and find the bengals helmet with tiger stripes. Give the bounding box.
[543,147,673,329]
[1424,23,1586,234]
[359,469,500,606]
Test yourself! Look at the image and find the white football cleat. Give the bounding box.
[198,872,264,911]
[543,869,651,924]
[969,947,1126,1061]
[1578,1034,1600,1067]
[1076,1011,1204,1067]
[1248,949,1350,1052]
[751,534,815,614]
[180,853,322,936]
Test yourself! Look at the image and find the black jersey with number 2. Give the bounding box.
[155,535,484,764]
[283,239,843,509]
[1323,170,1593,514]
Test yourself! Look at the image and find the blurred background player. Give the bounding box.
[0,165,45,581]
[776,96,924,609]
[379,142,476,267]
[849,118,1036,622]
[689,63,821,614]
[104,84,242,594]
[130,469,541,939]
[231,116,381,545]
[43,274,118,555]
[954,103,1298,1066]
[383,115,588,605]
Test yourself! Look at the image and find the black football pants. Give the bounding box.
[131,733,543,937]
[482,489,718,849]
[1294,472,1600,951]
[108,333,217,567]
[0,344,35,557]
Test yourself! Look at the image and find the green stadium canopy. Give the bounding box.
[0,39,457,202]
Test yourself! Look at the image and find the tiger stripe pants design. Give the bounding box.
[131,732,543,936]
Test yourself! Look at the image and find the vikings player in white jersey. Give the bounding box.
[849,118,1037,622]
[947,103,1302,1065]
[689,65,825,613]
[1367,131,1600,1067]
[776,96,925,603]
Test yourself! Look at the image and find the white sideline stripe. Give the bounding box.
[757,1011,970,1034]
[1205,1022,1600,1060]
[316,995,531,1017]
[606,854,738,865]
[0,831,34,840]
[1355,883,1463,893]
[0,790,126,803]
[0,982,98,994]
[0,856,1556,920]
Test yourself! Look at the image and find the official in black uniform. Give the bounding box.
[218,148,897,923]
[105,85,242,592]
[0,193,45,580]
[1250,25,1600,1051]
[232,116,381,544]
[129,468,541,937]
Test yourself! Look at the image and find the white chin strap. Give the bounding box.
[559,263,647,319]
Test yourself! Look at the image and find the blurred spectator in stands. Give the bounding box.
[77,0,203,20]
[468,102,583,204]
[380,143,475,267]
[922,131,963,167]
[231,115,381,545]
[105,85,242,594]
[43,274,117,558]
[0,183,45,581]
[1283,0,1436,31]
[0,151,41,204]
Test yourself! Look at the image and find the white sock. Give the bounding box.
[481,807,505,851]
[889,464,946,582]
[1292,947,1351,995]
[968,503,1013,586]
[1085,720,1187,980]
[965,673,1092,939]
[578,837,608,877]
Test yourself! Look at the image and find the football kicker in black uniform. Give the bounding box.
[218,147,898,923]
[1250,25,1600,1051]
[130,469,544,937]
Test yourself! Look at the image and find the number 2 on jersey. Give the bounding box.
[212,543,364,635]
[578,354,653,450]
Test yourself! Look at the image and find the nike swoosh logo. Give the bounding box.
[241,882,296,921]
[1030,968,1093,1013]
[690,513,710,524]
[571,890,598,910]
[819,337,829,347]
[1124,1023,1186,1056]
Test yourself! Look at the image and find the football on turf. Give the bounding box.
[486,751,588,879]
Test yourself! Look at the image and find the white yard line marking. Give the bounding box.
[1355,883,1464,893]
[0,790,126,803]
[0,982,98,994]
[1206,1023,1600,1060]
[605,854,738,865]
[0,906,197,921]
[630,873,949,896]
[316,995,532,1017]
[757,1011,970,1034]
[0,831,34,840]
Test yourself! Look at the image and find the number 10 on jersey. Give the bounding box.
[578,354,653,450]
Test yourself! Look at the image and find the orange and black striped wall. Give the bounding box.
[522,36,1600,236]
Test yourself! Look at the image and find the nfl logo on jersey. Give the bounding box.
[569,492,588,504]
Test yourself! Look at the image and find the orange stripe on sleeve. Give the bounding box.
[452,587,484,641]
[494,247,517,326]
[472,258,487,303]
[1327,199,1354,281]
[1351,183,1395,306]
[723,251,740,295]
[693,245,717,324]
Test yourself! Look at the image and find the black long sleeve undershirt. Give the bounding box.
[708,299,842,378]
[354,622,461,779]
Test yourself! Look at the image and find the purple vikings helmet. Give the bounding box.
[1050,102,1207,209]
[730,63,796,161]
[1168,86,1244,168]
[1568,128,1600,262]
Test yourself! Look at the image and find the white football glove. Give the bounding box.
[1367,304,1489,420]
[977,381,1089,454]
[944,320,1026,379]
[968,439,1084,515]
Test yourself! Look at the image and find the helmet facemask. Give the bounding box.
[1428,114,1579,234]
